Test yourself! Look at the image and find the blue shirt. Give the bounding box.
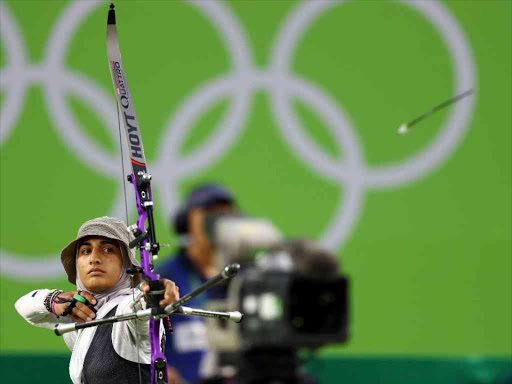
[156,249,219,383]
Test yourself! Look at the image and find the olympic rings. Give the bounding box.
[0,0,475,280]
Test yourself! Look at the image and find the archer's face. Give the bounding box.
[77,236,123,293]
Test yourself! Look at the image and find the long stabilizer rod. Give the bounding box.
[163,263,239,315]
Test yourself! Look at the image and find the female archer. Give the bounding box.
[15,216,180,384]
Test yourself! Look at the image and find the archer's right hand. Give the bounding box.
[54,291,97,323]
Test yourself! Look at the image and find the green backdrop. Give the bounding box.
[1,0,510,382]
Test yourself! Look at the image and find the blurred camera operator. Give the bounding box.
[156,184,237,384]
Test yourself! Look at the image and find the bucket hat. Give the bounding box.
[61,216,141,285]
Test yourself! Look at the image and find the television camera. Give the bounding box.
[201,214,350,384]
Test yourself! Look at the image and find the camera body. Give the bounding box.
[206,267,349,352]
[240,269,349,348]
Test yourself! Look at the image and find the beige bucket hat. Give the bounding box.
[61,216,141,285]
